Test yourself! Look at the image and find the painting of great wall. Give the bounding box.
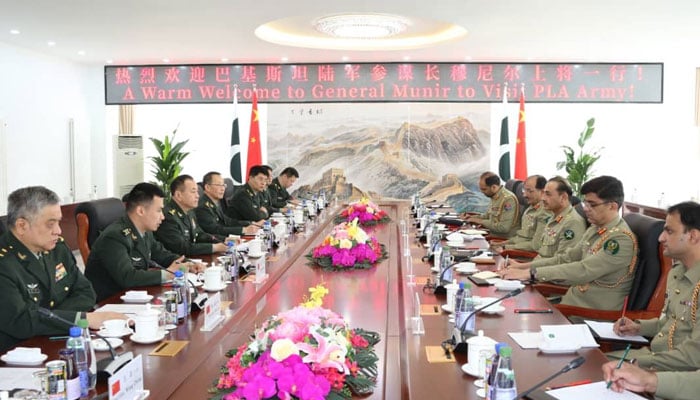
[266,103,492,212]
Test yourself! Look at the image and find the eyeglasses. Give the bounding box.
[582,201,609,209]
[209,183,227,188]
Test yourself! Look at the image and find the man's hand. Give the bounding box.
[507,259,530,270]
[165,256,186,274]
[613,317,641,336]
[212,243,228,253]
[602,361,658,394]
[501,268,530,281]
[466,216,483,225]
[491,244,505,254]
[86,311,128,330]
[243,225,260,235]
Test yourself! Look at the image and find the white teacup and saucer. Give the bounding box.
[129,305,165,344]
[98,319,133,338]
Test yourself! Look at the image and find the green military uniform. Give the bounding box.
[0,231,96,352]
[154,199,223,256]
[503,202,550,251]
[477,186,520,238]
[225,183,268,222]
[531,216,637,310]
[619,261,700,371]
[260,187,277,213]
[85,215,179,302]
[532,205,586,259]
[656,369,700,400]
[194,194,250,236]
[268,177,292,210]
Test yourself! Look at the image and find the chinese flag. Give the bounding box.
[245,89,262,180]
[514,88,528,180]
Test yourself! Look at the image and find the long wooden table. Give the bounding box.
[13,202,610,399]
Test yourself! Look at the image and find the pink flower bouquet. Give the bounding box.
[334,198,390,226]
[306,219,388,271]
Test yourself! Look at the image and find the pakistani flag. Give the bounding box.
[498,86,511,181]
[229,86,242,185]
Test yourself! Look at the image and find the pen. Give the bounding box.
[514,308,553,314]
[607,343,632,389]
[620,295,629,326]
[49,335,70,341]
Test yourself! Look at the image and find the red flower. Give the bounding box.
[350,332,369,348]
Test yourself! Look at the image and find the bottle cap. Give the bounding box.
[499,346,512,357]
[174,270,184,277]
[69,326,82,337]
[77,319,89,329]
[459,282,465,290]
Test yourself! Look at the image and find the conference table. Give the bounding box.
[14,202,612,399]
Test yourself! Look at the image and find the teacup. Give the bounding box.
[293,209,305,224]
[201,266,225,289]
[102,319,130,335]
[445,282,460,311]
[248,238,263,257]
[128,305,160,340]
[124,290,148,299]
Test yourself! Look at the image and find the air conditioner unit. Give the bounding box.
[112,135,144,198]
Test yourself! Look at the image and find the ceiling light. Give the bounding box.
[314,13,409,39]
[9,29,20,35]
[77,50,86,56]
[221,57,229,62]
[106,59,114,64]
[47,41,56,47]
[341,56,349,61]
[162,58,170,63]
[280,57,289,62]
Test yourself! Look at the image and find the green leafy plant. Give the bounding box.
[556,118,601,195]
[149,124,189,199]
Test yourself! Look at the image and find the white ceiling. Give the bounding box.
[1,0,699,65]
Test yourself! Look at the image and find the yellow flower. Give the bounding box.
[366,207,374,214]
[339,239,353,249]
[270,338,299,361]
[301,284,329,308]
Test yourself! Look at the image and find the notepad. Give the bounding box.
[546,381,647,399]
[584,320,649,343]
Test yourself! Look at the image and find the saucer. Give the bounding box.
[1,353,48,366]
[441,304,454,314]
[461,362,481,377]
[91,338,124,351]
[455,265,478,274]
[120,294,153,304]
[247,252,265,259]
[538,342,581,354]
[130,332,165,344]
[480,305,506,314]
[494,280,525,291]
[98,328,133,338]
[203,283,227,292]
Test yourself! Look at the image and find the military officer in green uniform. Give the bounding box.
[465,171,521,238]
[604,361,700,400]
[85,183,204,302]
[268,167,299,212]
[260,165,276,213]
[496,175,549,252]
[504,176,637,310]
[195,171,261,237]
[226,165,270,222]
[530,176,586,259]
[611,202,700,371]
[154,175,228,255]
[0,186,123,352]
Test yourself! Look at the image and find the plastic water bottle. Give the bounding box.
[440,246,453,283]
[173,270,189,321]
[485,342,508,400]
[226,240,238,279]
[263,220,273,250]
[493,346,517,400]
[66,327,89,398]
[77,319,96,390]
[453,282,465,328]
[433,241,442,273]
[285,209,294,234]
[429,223,440,256]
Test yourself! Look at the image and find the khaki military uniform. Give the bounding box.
[268,177,292,210]
[504,203,550,251]
[532,205,586,259]
[85,216,179,302]
[154,200,222,256]
[225,183,268,222]
[531,216,638,310]
[656,369,700,400]
[620,262,700,371]
[194,194,249,236]
[0,231,96,352]
[477,186,521,238]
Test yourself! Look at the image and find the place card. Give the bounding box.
[108,354,147,400]
[149,340,189,357]
[425,346,455,363]
[420,304,441,316]
[413,276,430,285]
[201,292,224,331]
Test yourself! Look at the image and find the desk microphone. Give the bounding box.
[432,261,461,295]
[513,356,586,399]
[151,261,208,310]
[37,307,133,380]
[452,288,524,353]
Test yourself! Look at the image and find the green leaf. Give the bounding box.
[149,125,189,200]
[556,118,601,196]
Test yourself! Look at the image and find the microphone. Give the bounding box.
[452,288,524,353]
[37,307,133,380]
[513,356,586,399]
[151,261,208,310]
[432,261,461,295]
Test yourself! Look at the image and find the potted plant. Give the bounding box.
[556,118,601,195]
[149,125,189,199]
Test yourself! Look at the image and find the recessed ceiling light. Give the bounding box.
[403,55,411,61]
[77,50,86,56]
[47,41,56,47]
[9,29,20,35]
[280,56,289,62]
[106,59,114,64]
[314,13,409,39]
[221,57,229,62]
[341,56,349,61]
[162,58,170,63]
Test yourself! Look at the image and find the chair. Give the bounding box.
[0,215,7,236]
[75,198,125,265]
[223,177,239,203]
[539,213,672,321]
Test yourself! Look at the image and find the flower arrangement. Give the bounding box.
[306,219,388,271]
[334,197,390,226]
[210,284,380,400]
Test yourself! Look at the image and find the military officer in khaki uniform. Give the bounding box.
[268,167,299,212]
[504,176,637,310]
[0,186,123,352]
[531,176,586,259]
[497,175,550,251]
[604,361,700,400]
[154,175,228,255]
[195,171,260,237]
[466,171,521,238]
[612,201,700,371]
[85,183,203,302]
[226,165,270,222]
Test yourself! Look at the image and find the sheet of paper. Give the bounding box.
[95,304,163,316]
[584,320,649,343]
[508,331,542,349]
[0,367,42,391]
[541,324,600,348]
[547,381,647,399]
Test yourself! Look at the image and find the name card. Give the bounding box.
[109,355,147,400]
[200,292,224,331]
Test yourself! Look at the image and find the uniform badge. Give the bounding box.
[122,228,131,236]
[564,229,575,240]
[603,239,620,255]
[169,209,177,216]
[54,263,67,282]
[504,202,512,211]
[26,283,40,296]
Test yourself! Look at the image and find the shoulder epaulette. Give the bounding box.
[57,236,65,242]
[122,228,132,236]
[205,200,215,209]
[169,209,177,216]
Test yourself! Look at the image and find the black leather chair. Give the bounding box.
[0,215,7,236]
[75,198,125,265]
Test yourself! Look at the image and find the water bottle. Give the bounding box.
[453,282,465,328]
[485,342,508,400]
[77,319,96,390]
[226,240,238,279]
[455,283,475,334]
[302,200,309,221]
[59,348,80,400]
[429,224,440,256]
[285,208,295,234]
[173,270,189,321]
[66,326,89,398]
[433,241,442,273]
[440,246,453,283]
[493,346,517,400]
[263,220,273,250]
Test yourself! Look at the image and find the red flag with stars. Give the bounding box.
[514,87,528,180]
[245,89,262,180]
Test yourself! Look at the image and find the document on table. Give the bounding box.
[546,381,647,399]
[0,367,42,391]
[584,320,649,343]
[95,304,164,316]
[540,324,599,348]
[508,331,542,349]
